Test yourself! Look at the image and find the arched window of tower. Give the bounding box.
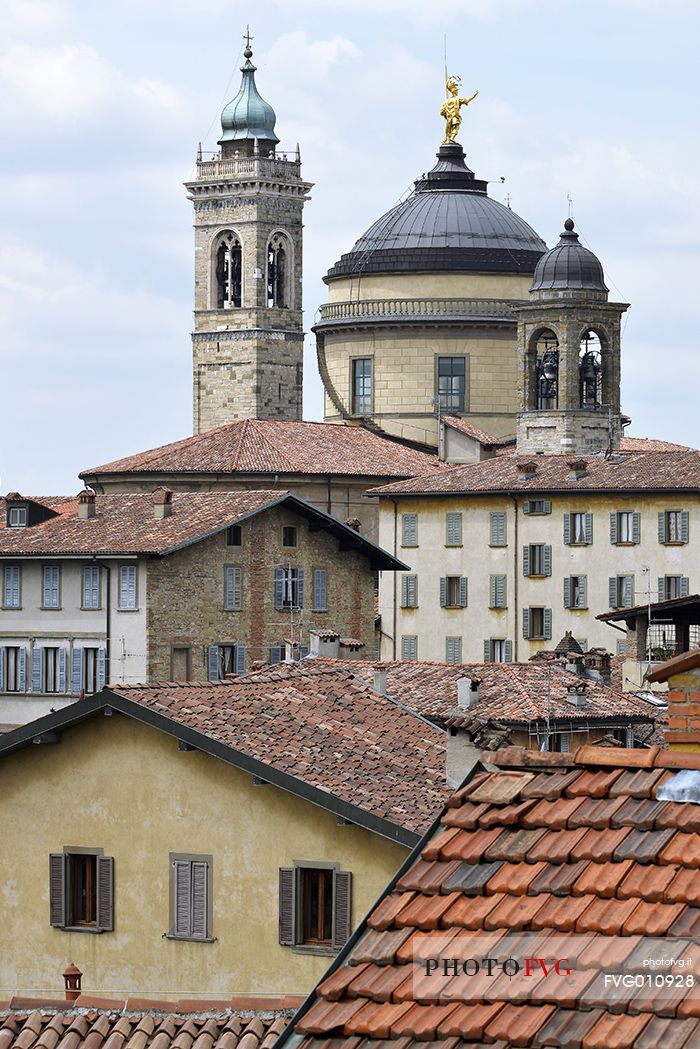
[215,231,242,309]
[579,330,603,409]
[533,329,559,411]
[267,234,290,309]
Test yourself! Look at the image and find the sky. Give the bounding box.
[0,0,698,493]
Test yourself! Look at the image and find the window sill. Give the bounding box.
[222,607,242,613]
[80,607,102,612]
[445,544,463,549]
[1,606,21,611]
[661,541,687,547]
[613,541,638,547]
[566,542,591,547]
[400,545,418,550]
[116,607,139,613]
[443,605,466,610]
[290,944,337,957]
[489,544,507,549]
[59,926,107,934]
[40,607,62,612]
[164,933,216,943]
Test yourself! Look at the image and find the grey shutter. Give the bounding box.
[31,647,43,693]
[96,855,114,932]
[274,567,285,609]
[609,578,618,608]
[523,501,531,514]
[610,513,618,545]
[681,511,690,543]
[297,569,304,608]
[563,578,572,609]
[49,854,65,927]
[483,639,491,661]
[490,512,506,546]
[543,545,552,577]
[174,860,192,936]
[523,608,531,640]
[402,513,417,546]
[632,512,640,544]
[658,512,666,544]
[563,514,571,545]
[0,644,4,691]
[191,860,208,938]
[459,576,468,608]
[585,512,593,544]
[446,512,462,545]
[299,645,309,659]
[522,546,530,577]
[658,577,665,602]
[235,645,246,675]
[278,867,296,945]
[543,500,552,514]
[332,870,352,951]
[207,645,220,681]
[269,645,283,664]
[439,577,447,607]
[504,640,513,663]
[543,608,552,640]
[18,646,26,692]
[58,648,67,693]
[623,576,634,609]
[98,646,106,690]
[489,576,497,608]
[580,576,587,608]
[71,647,82,694]
[224,567,235,609]
[314,568,327,610]
[496,575,506,608]
[681,577,690,598]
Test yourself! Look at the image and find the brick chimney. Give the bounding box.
[648,649,700,751]
[153,487,173,519]
[77,489,96,520]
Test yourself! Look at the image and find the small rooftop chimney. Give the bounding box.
[565,681,589,708]
[568,458,589,480]
[373,670,387,696]
[153,487,173,519]
[309,629,340,659]
[457,676,481,710]
[63,962,82,1001]
[516,460,537,481]
[77,489,96,521]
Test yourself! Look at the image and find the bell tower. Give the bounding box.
[515,218,629,455]
[186,34,313,434]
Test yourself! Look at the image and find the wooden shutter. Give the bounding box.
[439,577,447,607]
[402,513,417,546]
[623,576,634,609]
[0,645,4,691]
[98,647,106,690]
[6,565,20,606]
[49,853,65,927]
[18,646,26,692]
[269,645,283,664]
[543,545,552,577]
[563,513,571,545]
[681,577,690,598]
[174,860,192,936]
[297,569,305,608]
[522,608,531,639]
[278,867,296,945]
[446,637,462,664]
[523,501,531,514]
[579,576,587,608]
[504,640,513,663]
[58,648,67,693]
[585,512,593,544]
[207,645,220,681]
[681,511,690,543]
[314,568,327,611]
[96,855,114,931]
[224,566,235,609]
[489,576,497,608]
[274,567,285,609]
[658,577,665,602]
[235,645,246,675]
[459,576,468,608]
[632,512,640,544]
[609,578,618,608]
[191,860,209,938]
[401,636,417,660]
[496,575,506,608]
[446,512,462,546]
[563,578,572,609]
[403,575,417,608]
[610,513,618,544]
[522,546,530,577]
[490,512,506,546]
[332,870,352,951]
[31,647,43,693]
[658,512,666,544]
[543,500,551,514]
[543,608,552,640]
[71,647,82,694]
[483,639,491,661]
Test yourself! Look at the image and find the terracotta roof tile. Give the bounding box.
[520,795,586,829]
[572,859,635,898]
[608,768,667,799]
[348,928,414,965]
[394,893,461,931]
[529,892,595,932]
[485,861,547,896]
[484,1004,556,1047]
[367,893,416,932]
[664,867,700,906]
[531,1006,603,1047]
[632,1016,700,1049]
[654,802,700,833]
[617,862,679,902]
[433,1001,504,1040]
[396,861,460,895]
[659,832,700,868]
[583,1011,653,1049]
[668,906,700,938]
[565,768,625,798]
[566,794,628,829]
[436,827,504,863]
[610,797,669,830]
[526,827,589,864]
[440,802,491,830]
[477,798,538,828]
[483,827,547,862]
[569,826,632,862]
[482,893,547,930]
[612,827,677,864]
[622,899,685,936]
[527,859,590,896]
[519,768,584,800]
[439,893,503,929]
[440,861,503,896]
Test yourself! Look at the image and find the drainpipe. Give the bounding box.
[390,498,398,660]
[510,495,519,662]
[94,557,111,685]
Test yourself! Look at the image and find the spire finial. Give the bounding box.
[243,25,253,59]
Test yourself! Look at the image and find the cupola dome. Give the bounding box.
[219,44,279,148]
[530,218,608,295]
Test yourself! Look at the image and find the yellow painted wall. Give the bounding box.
[326,272,533,302]
[0,714,408,999]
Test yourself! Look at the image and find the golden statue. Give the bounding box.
[440,75,478,144]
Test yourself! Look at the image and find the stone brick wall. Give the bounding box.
[666,669,700,750]
[145,505,376,680]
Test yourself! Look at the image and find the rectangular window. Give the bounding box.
[440,575,468,608]
[313,568,328,611]
[274,566,304,610]
[523,607,552,640]
[49,850,113,932]
[445,512,463,546]
[524,544,551,577]
[224,565,243,610]
[401,574,418,608]
[611,511,640,545]
[7,506,27,527]
[401,513,418,547]
[523,500,551,515]
[42,565,60,608]
[282,526,297,547]
[564,511,592,545]
[226,525,242,546]
[82,566,101,610]
[269,645,284,665]
[564,575,588,609]
[659,575,689,601]
[446,637,462,664]
[401,635,417,661]
[484,639,513,663]
[170,855,212,941]
[490,511,507,547]
[43,647,62,693]
[352,358,373,415]
[660,510,689,545]
[609,575,635,609]
[437,356,466,413]
[207,644,245,680]
[489,575,507,609]
[2,565,20,608]
[279,865,352,952]
[4,646,26,692]
[118,565,137,609]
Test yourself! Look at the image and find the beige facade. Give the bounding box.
[0,713,406,998]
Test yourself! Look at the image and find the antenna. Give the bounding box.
[443,33,448,94]
[504,192,512,209]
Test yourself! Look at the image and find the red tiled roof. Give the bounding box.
[112,662,448,837]
[369,448,700,497]
[283,745,700,1049]
[441,417,504,446]
[79,420,444,481]
[621,436,697,452]
[315,658,658,725]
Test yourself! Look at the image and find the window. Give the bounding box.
[523,500,551,515]
[659,576,689,601]
[224,565,243,610]
[490,511,507,546]
[446,637,462,664]
[564,512,592,545]
[313,568,328,611]
[282,526,297,547]
[564,576,588,609]
[440,576,468,608]
[489,575,507,609]
[269,644,284,665]
[207,644,246,680]
[401,513,417,547]
[3,646,26,692]
[82,566,101,610]
[483,639,513,663]
[401,575,418,608]
[215,231,242,308]
[227,525,242,546]
[401,635,417,661]
[437,356,466,413]
[42,565,60,608]
[274,566,304,609]
[49,850,113,932]
[7,505,28,527]
[170,855,212,941]
[523,607,552,640]
[118,565,137,609]
[616,638,628,656]
[609,575,635,609]
[2,565,20,608]
[445,512,462,547]
[171,647,191,682]
[279,865,352,952]
[83,647,105,694]
[352,358,373,415]
[659,510,689,545]
[610,511,640,545]
[267,234,289,308]
[39,647,65,694]
[523,544,551,577]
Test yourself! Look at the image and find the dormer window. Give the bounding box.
[7,506,27,527]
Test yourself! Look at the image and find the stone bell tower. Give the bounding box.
[186,35,313,434]
[515,218,629,455]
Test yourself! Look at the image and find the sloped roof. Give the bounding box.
[599,594,700,624]
[441,417,504,446]
[79,420,443,481]
[282,745,700,1049]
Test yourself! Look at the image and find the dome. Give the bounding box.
[219,46,279,146]
[530,218,608,294]
[325,144,547,281]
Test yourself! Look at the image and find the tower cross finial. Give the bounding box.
[244,25,253,50]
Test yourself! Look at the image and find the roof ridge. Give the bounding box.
[246,419,298,471]
[230,418,251,471]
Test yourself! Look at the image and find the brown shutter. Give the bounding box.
[191,860,209,938]
[96,855,114,931]
[278,867,296,945]
[49,853,65,927]
[331,870,352,950]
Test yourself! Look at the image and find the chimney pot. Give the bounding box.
[457,676,481,709]
[63,962,83,1001]
[373,670,387,695]
[77,489,96,521]
[153,487,173,519]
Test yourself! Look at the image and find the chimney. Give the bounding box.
[457,676,481,710]
[63,962,82,1001]
[583,648,612,685]
[309,629,340,659]
[153,487,173,519]
[568,458,589,480]
[647,649,700,751]
[445,725,482,789]
[516,460,537,481]
[565,682,589,708]
[77,489,96,520]
[373,670,387,695]
[339,638,365,661]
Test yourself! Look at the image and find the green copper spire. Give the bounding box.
[219,30,279,149]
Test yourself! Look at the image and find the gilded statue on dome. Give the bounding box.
[440,75,478,144]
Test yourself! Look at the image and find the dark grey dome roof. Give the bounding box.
[325,144,547,281]
[530,218,608,293]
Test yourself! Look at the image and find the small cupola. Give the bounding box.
[152,487,173,519]
[219,32,279,159]
[530,218,608,300]
[77,488,96,521]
